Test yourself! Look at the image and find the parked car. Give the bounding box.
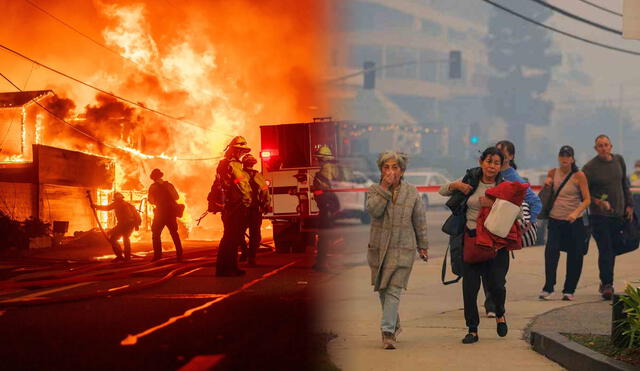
[403,171,451,209]
[333,167,374,224]
[518,168,548,186]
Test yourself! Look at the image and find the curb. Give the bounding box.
[530,331,637,371]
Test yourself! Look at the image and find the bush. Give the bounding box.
[615,284,640,349]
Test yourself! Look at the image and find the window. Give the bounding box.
[385,46,418,80]
[420,18,442,37]
[419,50,439,82]
[349,44,383,69]
[342,1,413,31]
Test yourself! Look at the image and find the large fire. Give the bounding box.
[0,0,330,239]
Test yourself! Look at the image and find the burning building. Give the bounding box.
[0,144,114,234]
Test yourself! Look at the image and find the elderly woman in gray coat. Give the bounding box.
[367,151,429,350]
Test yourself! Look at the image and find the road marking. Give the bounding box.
[120,260,299,346]
[0,282,93,303]
[135,294,225,299]
[178,355,225,370]
[177,267,203,277]
[108,284,130,292]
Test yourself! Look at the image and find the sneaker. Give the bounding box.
[600,285,613,301]
[462,333,479,344]
[538,291,552,300]
[562,293,574,301]
[382,331,396,349]
[496,318,508,337]
[486,311,496,318]
[394,325,402,340]
[111,256,124,263]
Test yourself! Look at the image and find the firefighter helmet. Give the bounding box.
[113,192,125,201]
[242,153,258,167]
[228,136,251,151]
[314,145,335,160]
[150,168,164,181]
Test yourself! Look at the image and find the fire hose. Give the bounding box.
[0,260,214,308]
[85,190,111,244]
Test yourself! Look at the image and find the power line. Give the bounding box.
[0,43,234,136]
[0,71,221,161]
[22,0,221,102]
[575,0,622,17]
[528,0,621,35]
[481,0,640,56]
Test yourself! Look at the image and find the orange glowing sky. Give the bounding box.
[0,0,334,236]
[0,0,332,155]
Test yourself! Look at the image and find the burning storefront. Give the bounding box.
[0,144,115,249]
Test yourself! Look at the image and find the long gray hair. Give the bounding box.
[377,151,409,172]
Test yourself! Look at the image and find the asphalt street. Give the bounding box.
[0,247,321,370]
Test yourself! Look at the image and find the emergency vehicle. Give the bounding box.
[259,118,350,252]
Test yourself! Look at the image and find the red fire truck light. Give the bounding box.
[261,151,272,159]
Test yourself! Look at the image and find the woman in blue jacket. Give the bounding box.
[477,140,543,316]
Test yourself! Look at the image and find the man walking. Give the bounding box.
[91,192,140,262]
[215,136,252,276]
[148,168,184,262]
[582,135,634,300]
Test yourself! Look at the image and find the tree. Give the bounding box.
[485,3,561,160]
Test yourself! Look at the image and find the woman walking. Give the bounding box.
[439,147,511,344]
[539,145,591,301]
[366,151,429,350]
[476,140,543,317]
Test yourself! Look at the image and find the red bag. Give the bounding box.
[463,230,497,264]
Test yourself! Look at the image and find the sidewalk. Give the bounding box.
[317,242,640,370]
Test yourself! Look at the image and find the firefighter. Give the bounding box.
[91,192,140,262]
[239,153,271,266]
[215,136,252,276]
[312,145,340,272]
[148,168,184,262]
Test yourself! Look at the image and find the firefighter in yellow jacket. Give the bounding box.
[312,145,340,272]
[215,136,252,276]
[239,153,271,266]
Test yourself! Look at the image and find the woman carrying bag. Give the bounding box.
[539,145,591,301]
[439,147,511,344]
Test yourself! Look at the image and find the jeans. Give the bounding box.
[379,285,402,333]
[151,214,183,259]
[543,218,586,294]
[590,215,624,286]
[463,247,510,332]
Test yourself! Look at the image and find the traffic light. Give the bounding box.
[469,122,480,145]
[449,50,462,79]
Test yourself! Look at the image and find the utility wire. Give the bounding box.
[22,0,221,102]
[576,0,622,17]
[0,43,233,136]
[528,0,621,35]
[0,71,221,161]
[481,0,640,56]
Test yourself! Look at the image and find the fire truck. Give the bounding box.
[259,118,346,253]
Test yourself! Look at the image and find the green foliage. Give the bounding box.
[615,284,640,349]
